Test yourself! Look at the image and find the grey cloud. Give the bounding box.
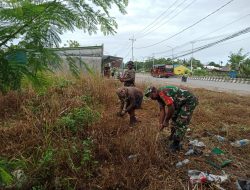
[61,0,250,64]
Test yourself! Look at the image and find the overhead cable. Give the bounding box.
[135,0,235,49]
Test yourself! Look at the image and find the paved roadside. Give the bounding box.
[136,73,250,96]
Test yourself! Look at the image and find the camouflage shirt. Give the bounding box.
[157,86,197,109]
[123,69,135,86]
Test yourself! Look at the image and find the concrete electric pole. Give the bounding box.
[129,36,136,61]
[191,41,195,73]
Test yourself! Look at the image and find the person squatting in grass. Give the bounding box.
[144,85,198,152]
[116,87,143,126]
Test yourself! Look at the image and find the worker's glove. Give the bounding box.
[120,110,126,116]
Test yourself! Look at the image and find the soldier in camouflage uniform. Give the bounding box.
[144,86,198,151]
[119,61,135,86]
[116,87,143,125]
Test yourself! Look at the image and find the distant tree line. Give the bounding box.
[133,57,204,72]
[129,49,250,77]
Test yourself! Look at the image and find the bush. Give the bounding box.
[193,69,208,76]
[57,107,100,133]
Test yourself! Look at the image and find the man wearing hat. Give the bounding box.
[144,86,198,151]
[119,61,135,86]
[116,86,143,126]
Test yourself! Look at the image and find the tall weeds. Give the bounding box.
[0,74,250,189]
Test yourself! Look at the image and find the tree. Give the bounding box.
[184,58,204,69]
[228,49,248,71]
[240,58,250,76]
[208,62,221,68]
[0,0,128,93]
[65,40,80,48]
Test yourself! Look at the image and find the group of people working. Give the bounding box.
[116,61,199,152]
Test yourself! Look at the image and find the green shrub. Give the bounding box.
[57,116,77,133]
[56,79,73,89]
[39,149,54,166]
[81,95,93,105]
[81,138,93,164]
[193,69,208,76]
[0,158,27,187]
[57,107,100,133]
[0,167,13,186]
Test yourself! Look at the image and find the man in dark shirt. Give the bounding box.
[119,61,135,86]
[145,85,198,151]
[116,87,143,125]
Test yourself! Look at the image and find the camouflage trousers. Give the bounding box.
[171,97,198,141]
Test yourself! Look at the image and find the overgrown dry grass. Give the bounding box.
[0,75,249,190]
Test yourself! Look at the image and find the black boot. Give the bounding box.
[129,116,137,126]
[168,127,176,141]
[169,137,181,152]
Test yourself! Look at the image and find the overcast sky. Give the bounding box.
[61,0,250,65]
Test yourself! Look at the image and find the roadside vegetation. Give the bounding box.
[0,74,250,189]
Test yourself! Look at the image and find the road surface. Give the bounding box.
[136,73,250,95]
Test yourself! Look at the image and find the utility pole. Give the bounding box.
[191,41,195,72]
[152,53,155,68]
[129,35,136,61]
[171,48,174,69]
[166,45,174,68]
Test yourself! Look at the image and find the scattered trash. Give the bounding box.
[188,170,228,185]
[231,139,250,147]
[207,159,232,169]
[189,139,205,147]
[206,147,232,169]
[207,173,228,183]
[188,170,207,184]
[128,154,138,160]
[185,149,195,156]
[176,159,190,168]
[185,148,203,156]
[211,147,224,155]
[205,147,233,169]
[236,179,250,190]
[215,135,226,142]
[12,169,27,188]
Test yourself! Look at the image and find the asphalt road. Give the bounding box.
[136,73,250,96]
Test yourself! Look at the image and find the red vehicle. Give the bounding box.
[151,64,174,78]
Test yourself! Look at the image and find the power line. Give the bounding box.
[216,34,250,46]
[171,27,250,59]
[193,13,250,42]
[135,0,235,49]
[136,0,188,38]
[154,34,228,55]
[137,0,197,40]
[123,49,132,60]
[113,43,131,56]
[134,0,181,37]
[153,13,250,55]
